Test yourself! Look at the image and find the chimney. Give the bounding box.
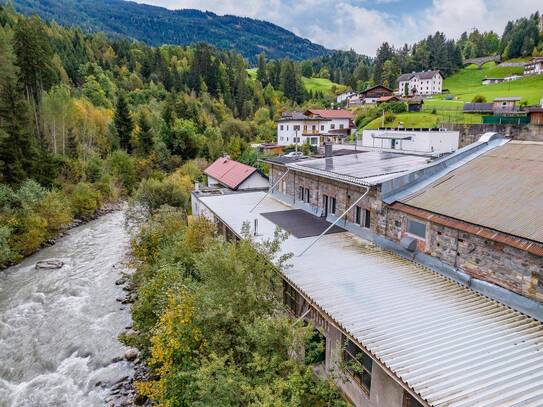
[324,142,333,158]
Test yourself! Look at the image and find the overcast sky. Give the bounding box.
[134,0,541,55]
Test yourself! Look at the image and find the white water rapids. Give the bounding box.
[0,211,134,407]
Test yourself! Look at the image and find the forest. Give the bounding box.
[0,3,339,268]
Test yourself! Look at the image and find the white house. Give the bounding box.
[361,128,459,155]
[524,57,543,76]
[276,109,354,147]
[397,70,443,96]
[204,157,268,191]
[336,91,355,104]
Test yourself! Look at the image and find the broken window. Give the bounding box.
[343,336,372,394]
[305,329,326,365]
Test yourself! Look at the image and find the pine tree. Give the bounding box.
[114,92,134,153]
[0,25,37,184]
[256,52,268,86]
[137,112,153,156]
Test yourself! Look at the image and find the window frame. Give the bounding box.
[330,197,337,215]
[342,336,372,394]
[364,209,371,229]
[355,206,361,225]
[407,218,427,240]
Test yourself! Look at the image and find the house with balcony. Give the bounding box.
[276,109,354,147]
[524,57,543,76]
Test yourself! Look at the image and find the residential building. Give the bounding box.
[276,109,354,147]
[361,128,459,155]
[192,134,543,407]
[397,70,443,96]
[405,96,424,112]
[524,57,543,76]
[204,157,268,191]
[359,85,393,104]
[336,91,356,104]
[376,95,399,104]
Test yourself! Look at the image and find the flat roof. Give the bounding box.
[399,141,543,243]
[196,191,543,407]
[287,151,430,186]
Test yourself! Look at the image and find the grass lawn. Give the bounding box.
[438,62,543,104]
[364,111,483,129]
[246,68,345,95]
[301,77,347,94]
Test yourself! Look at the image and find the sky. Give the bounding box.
[134,0,541,56]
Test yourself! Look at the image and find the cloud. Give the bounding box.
[134,0,541,55]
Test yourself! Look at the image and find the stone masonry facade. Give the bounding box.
[269,162,543,304]
[384,206,543,303]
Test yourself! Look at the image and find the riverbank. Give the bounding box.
[0,200,125,272]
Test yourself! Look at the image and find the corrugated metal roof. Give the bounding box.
[196,191,543,407]
[400,141,543,243]
[204,158,257,190]
[287,151,430,186]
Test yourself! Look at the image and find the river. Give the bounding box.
[0,211,134,407]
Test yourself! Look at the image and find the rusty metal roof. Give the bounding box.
[400,141,543,243]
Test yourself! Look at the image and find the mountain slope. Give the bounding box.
[10,0,332,62]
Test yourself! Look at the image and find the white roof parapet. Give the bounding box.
[196,191,543,407]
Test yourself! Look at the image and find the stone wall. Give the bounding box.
[269,164,383,231]
[385,207,543,303]
[445,123,543,147]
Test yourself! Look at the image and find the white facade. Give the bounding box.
[398,71,443,96]
[277,117,351,146]
[336,91,355,104]
[524,58,543,76]
[361,129,459,155]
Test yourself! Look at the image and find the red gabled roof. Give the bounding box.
[204,158,257,190]
[306,109,353,119]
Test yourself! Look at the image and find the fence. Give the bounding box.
[482,116,530,125]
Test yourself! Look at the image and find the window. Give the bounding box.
[321,125,325,131]
[298,186,304,200]
[364,209,371,229]
[280,125,284,130]
[310,137,318,145]
[293,125,300,131]
[339,124,344,129]
[304,188,310,203]
[286,125,289,130]
[355,206,361,225]
[303,125,308,132]
[330,197,336,215]
[283,280,298,315]
[408,218,426,239]
[312,125,316,131]
[343,336,372,393]
[330,123,336,129]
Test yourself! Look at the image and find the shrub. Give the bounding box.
[12,211,48,256]
[13,179,47,210]
[84,155,103,183]
[431,107,438,114]
[384,111,397,124]
[132,177,190,215]
[383,101,407,114]
[472,95,487,103]
[108,150,137,193]
[0,226,13,267]
[69,182,102,218]
[37,190,73,233]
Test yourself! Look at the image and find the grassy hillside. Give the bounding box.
[247,69,345,95]
[440,62,543,104]
[301,77,347,94]
[364,111,483,129]
[11,0,332,62]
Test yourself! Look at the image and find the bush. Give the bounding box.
[0,226,13,267]
[108,150,138,193]
[69,182,102,218]
[37,190,73,233]
[383,101,407,114]
[132,177,190,215]
[384,111,397,124]
[472,95,487,103]
[431,107,438,114]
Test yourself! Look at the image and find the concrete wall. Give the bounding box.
[385,207,543,303]
[238,172,269,190]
